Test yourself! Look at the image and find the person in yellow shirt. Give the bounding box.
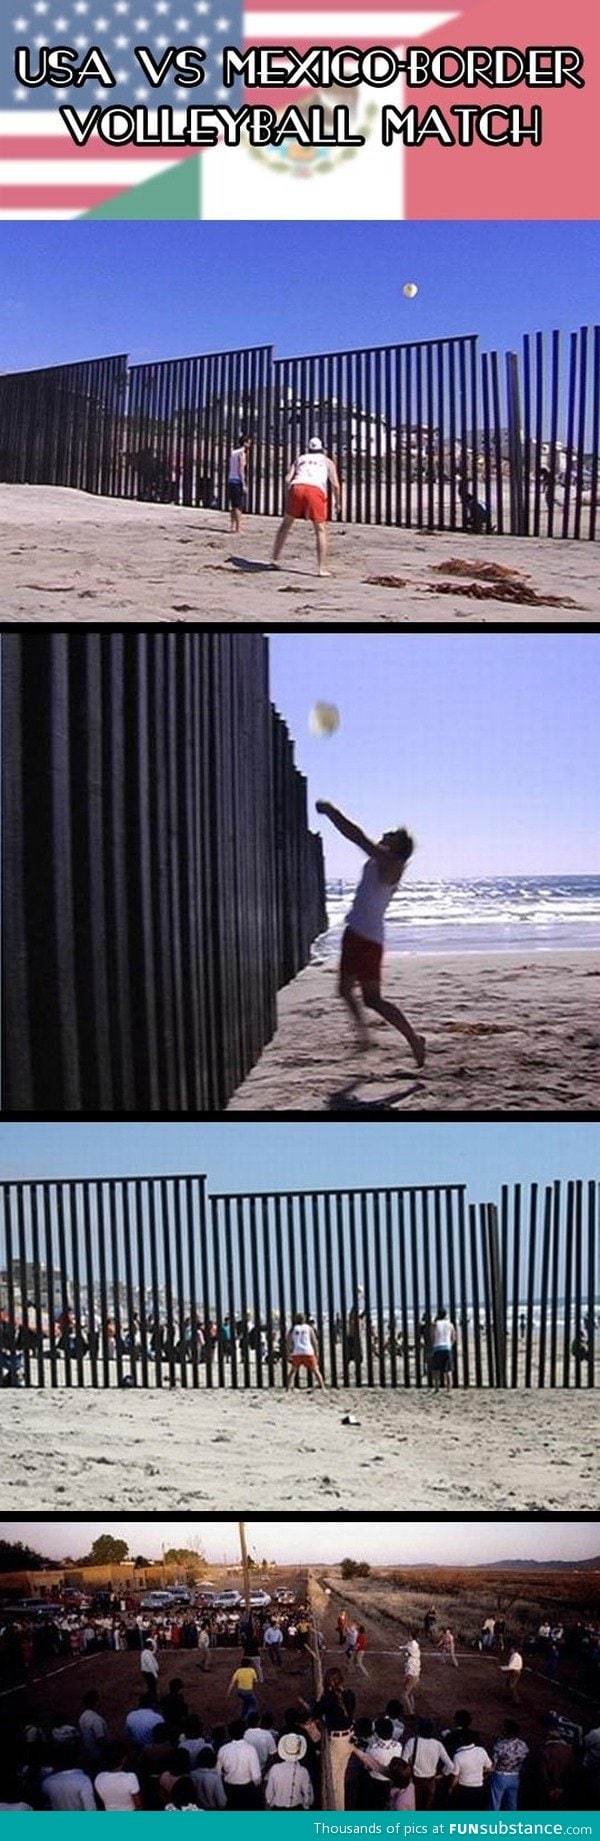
[227,1656,259,1721]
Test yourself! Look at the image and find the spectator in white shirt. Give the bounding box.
[216,1719,262,1809]
[95,1744,142,1812]
[367,1716,406,1779]
[402,1720,456,1809]
[452,1734,493,1808]
[244,1714,278,1770]
[264,1733,314,1809]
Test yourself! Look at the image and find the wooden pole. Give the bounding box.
[239,1521,251,1612]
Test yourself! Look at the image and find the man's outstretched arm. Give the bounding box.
[316,800,378,856]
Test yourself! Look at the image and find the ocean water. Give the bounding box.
[316,875,600,958]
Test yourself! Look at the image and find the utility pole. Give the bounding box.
[239,1521,251,1612]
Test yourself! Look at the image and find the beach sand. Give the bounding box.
[1,485,597,624]
[227,950,600,1113]
[2,1387,597,1512]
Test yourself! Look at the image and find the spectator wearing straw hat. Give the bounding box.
[264,1732,314,1809]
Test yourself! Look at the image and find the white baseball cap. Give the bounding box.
[308,436,324,451]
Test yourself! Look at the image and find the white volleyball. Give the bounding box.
[309,701,340,737]
[403,281,419,299]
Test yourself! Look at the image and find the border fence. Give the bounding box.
[0,325,598,539]
[1,1178,597,1391]
[2,631,326,1116]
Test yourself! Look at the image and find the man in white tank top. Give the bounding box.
[431,1310,457,1391]
[286,1313,326,1390]
[228,436,252,534]
[316,800,426,1068]
[272,436,342,577]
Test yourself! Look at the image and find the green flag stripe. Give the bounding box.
[82,155,202,219]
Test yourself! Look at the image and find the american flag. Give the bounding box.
[1,0,588,217]
[0,0,244,213]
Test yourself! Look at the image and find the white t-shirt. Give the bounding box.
[95,1770,140,1811]
[291,1323,313,1356]
[454,1744,493,1787]
[229,447,245,482]
[244,1726,278,1768]
[433,1317,454,1350]
[346,858,397,946]
[141,1649,159,1677]
[293,452,329,494]
[507,1652,523,1673]
[402,1737,455,1779]
[402,1640,421,1678]
[366,1738,405,1781]
[216,1740,262,1786]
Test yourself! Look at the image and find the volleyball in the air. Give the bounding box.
[309,701,340,738]
[403,282,419,299]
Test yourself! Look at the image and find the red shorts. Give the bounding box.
[289,1353,317,1369]
[340,927,383,987]
[287,483,328,523]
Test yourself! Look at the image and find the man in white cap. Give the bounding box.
[264,1733,314,1809]
[272,437,342,577]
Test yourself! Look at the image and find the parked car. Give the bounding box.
[207,1590,243,1610]
[140,1591,179,1610]
[248,1589,272,1609]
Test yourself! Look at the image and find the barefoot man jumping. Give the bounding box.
[272,437,341,577]
[315,801,426,1068]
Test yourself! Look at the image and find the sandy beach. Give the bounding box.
[227,950,600,1113]
[1,485,597,624]
[1,1387,597,1513]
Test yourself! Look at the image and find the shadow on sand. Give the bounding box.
[228,555,275,573]
[327,1076,421,1113]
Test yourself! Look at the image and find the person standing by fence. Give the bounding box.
[272,438,342,577]
[286,1313,326,1391]
[228,437,253,534]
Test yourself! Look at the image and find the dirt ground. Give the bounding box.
[1,485,597,623]
[317,1575,600,1760]
[0,1572,312,1737]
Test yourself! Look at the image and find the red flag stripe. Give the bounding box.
[0,139,197,162]
[0,185,138,207]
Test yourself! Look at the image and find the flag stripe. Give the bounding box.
[1,138,198,163]
[4,161,192,185]
[246,10,457,29]
[1,185,138,207]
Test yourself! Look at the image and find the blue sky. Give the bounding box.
[270,634,600,877]
[1,221,599,374]
[0,1122,598,1197]
[0,1519,596,1567]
